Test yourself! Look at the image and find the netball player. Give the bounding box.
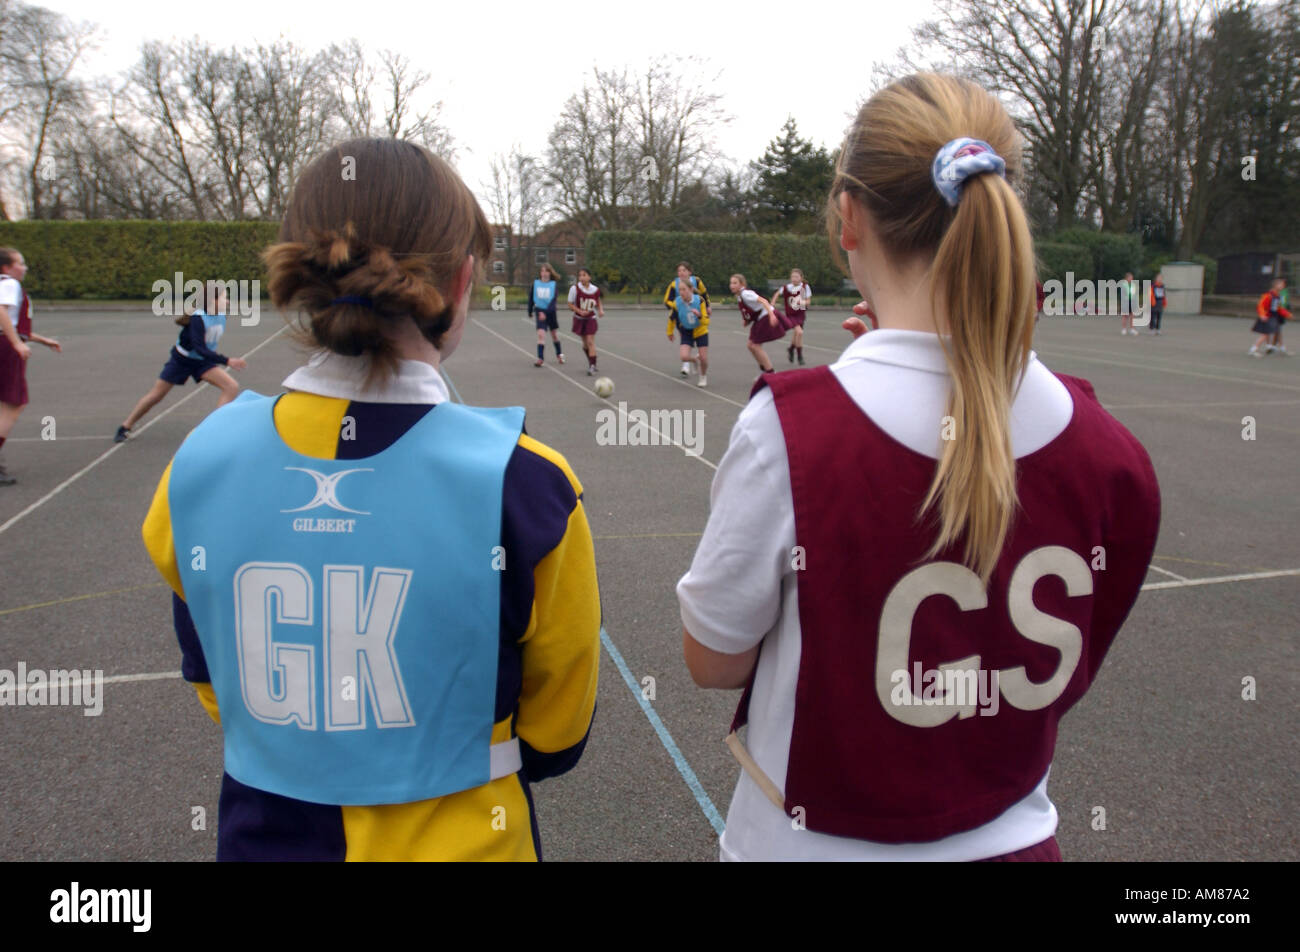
[730,274,791,374]
[142,138,600,861]
[0,248,62,485]
[678,74,1160,861]
[567,268,604,375]
[114,285,244,442]
[529,263,563,366]
[778,268,811,364]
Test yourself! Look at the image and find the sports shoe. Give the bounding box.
[114,425,130,443]
[1248,349,1262,358]
[586,365,594,376]
[557,353,565,364]
[534,358,544,367]
[0,466,14,486]
[797,353,805,365]
[591,364,598,374]
[787,344,795,363]
[697,375,707,388]
[680,362,690,377]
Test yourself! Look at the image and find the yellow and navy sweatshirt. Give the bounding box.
[664,278,710,340]
[142,358,600,861]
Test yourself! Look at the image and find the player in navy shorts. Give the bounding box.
[114,284,245,442]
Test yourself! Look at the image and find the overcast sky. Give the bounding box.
[39,0,935,213]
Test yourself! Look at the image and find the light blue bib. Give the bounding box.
[170,391,524,804]
[532,280,556,307]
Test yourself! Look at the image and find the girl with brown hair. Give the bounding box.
[142,138,600,861]
[679,74,1160,861]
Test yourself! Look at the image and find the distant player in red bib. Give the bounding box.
[1249,277,1291,358]
[730,274,791,374]
[0,247,62,486]
[567,268,604,375]
[679,74,1160,861]
[778,268,811,365]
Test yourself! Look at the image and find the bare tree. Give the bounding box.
[482,145,546,284]
[909,0,1121,230]
[322,41,454,157]
[0,0,96,218]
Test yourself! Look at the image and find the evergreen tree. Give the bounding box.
[748,117,835,233]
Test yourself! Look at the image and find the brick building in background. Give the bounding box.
[488,221,587,285]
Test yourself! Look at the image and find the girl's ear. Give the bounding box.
[839,192,861,252]
[453,255,474,304]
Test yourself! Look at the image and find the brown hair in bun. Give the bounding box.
[263,138,491,381]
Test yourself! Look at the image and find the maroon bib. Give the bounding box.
[17,290,31,339]
[736,366,1160,842]
[575,285,601,316]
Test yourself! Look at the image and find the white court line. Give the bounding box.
[49,568,1297,700]
[1148,564,1190,582]
[1141,567,1300,591]
[473,318,719,470]
[1034,344,1300,393]
[6,435,128,442]
[0,326,288,538]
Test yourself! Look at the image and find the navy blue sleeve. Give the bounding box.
[185,315,228,364]
[172,592,210,683]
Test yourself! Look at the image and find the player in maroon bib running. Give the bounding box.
[778,268,811,365]
[679,74,1160,861]
[731,273,792,374]
[567,268,604,375]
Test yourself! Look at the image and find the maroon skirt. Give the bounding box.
[785,307,807,328]
[0,336,29,407]
[748,308,792,344]
[572,315,598,336]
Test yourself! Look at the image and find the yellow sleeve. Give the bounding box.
[142,461,183,598]
[514,440,600,755]
[143,460,221,724]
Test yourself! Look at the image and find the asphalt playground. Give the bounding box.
[1,301,1296,861]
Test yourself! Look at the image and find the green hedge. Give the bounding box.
[586,230,840,295]
[1035,242,1092,284]
[1050,228,1143,281]
[0,221,277,299]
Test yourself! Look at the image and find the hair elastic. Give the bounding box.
[932,138,1006,207]
[331,295,375,308]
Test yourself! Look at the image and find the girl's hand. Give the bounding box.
[15,340,31,360]
[228,357,247,371]
[45,337,61,353]
[842,301,877,338]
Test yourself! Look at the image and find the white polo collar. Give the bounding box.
[834,328,1040,375]
[281,350,450,404]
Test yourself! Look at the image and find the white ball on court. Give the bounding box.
[593,376,615,398]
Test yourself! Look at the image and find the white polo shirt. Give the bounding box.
[676,328,1075,861]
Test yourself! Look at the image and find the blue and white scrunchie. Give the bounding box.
[931,138,1006,207]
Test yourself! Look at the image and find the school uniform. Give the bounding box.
[677,329,1160,860]
[664,277,710,346]
[569,282,601,336]
[0,274,31,407]
[1253,290,1291,335]
[529,279,559,330]
[160,310,229,384]
[737,288,792,344]
[777,282,811,328]
[1149,283,1166,330]
[143,353,601,860]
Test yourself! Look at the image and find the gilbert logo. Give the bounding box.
[50,882,151,932]
[283,467,372,534]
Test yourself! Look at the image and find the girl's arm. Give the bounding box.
[566,285,580,314]
[29,332,61,352]
[0,305,30,356]
[683,631,760,689]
